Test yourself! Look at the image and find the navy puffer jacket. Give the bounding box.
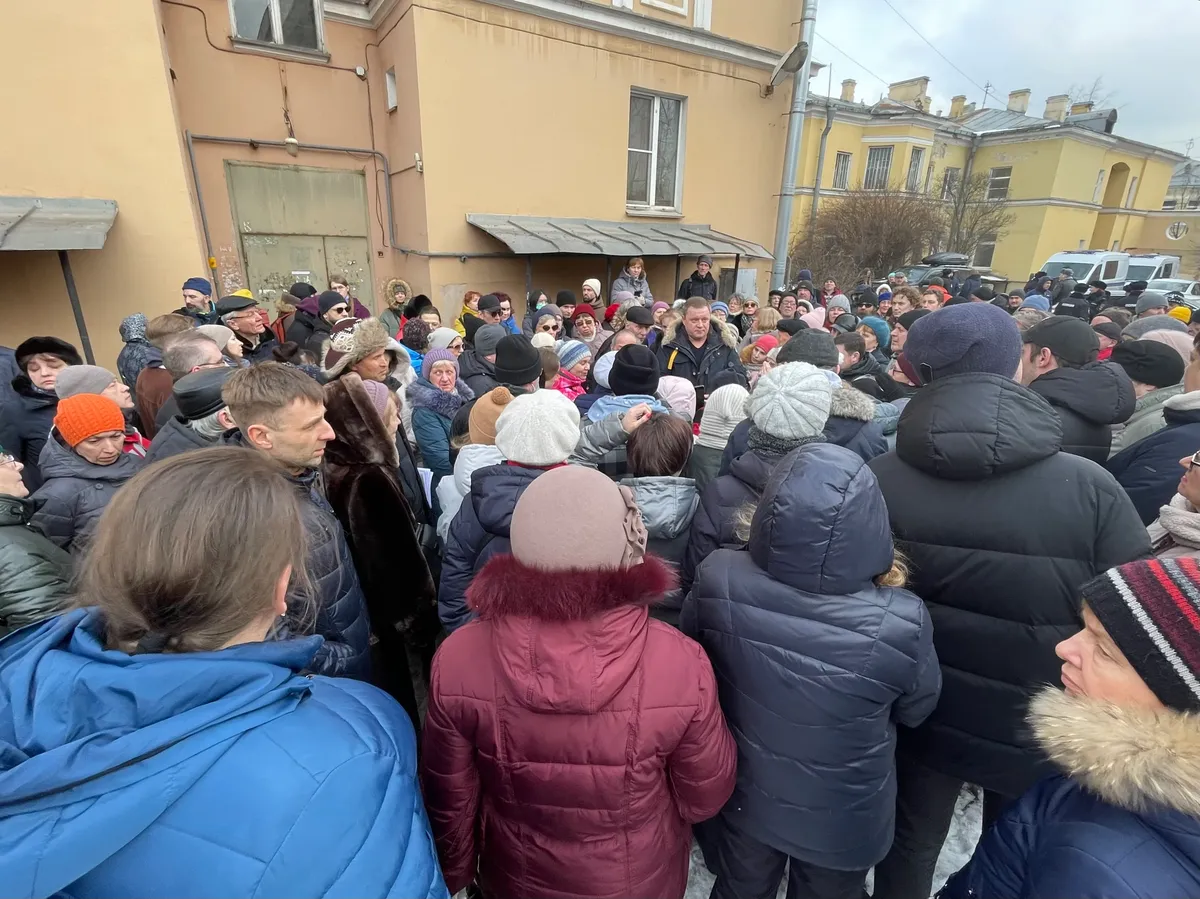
[438,463,544,633]
[683,444,940,871]
[942,689,1200,898]
[1107,390,1200,524]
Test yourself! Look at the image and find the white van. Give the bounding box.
[1124,254,1182,284]
[1039,251,1129,288]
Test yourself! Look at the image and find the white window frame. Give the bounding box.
[863,145,893,191]
[641,0,688,14]
[1163,199,1179,210]
[1092,169,1106,203]
[832,152,852,190]
[906,147,926,193]
[973,236,997,268]
[987,166,1012,201]
[941,167,961,200]
[229,0,325,51]
[626,90,687,213]
[612,0,633,8]
[385,68,398,112]
[692,0,712,28]
[1125,175,1139,208]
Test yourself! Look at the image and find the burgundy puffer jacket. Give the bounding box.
[421,553,736,899]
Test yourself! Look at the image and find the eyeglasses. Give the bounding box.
[1188,451,1200,470]
[0,453,17,469]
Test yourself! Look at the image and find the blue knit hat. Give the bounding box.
[182,277,212,297]
[1020,295,1051,313]
[859,315,891,349]
[555,339,591,371]
[710,301,730,317]
[904,302,1022,382]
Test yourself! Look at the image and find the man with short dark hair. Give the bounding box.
[657,297,746,422]
[222,363,371,679]
[833,331,903,401]
[1020,315,1135,462]
[868,304,1148,899]
[216,294,278,363]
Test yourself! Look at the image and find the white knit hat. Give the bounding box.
[747,361,832,440]
[530,332,556,349]
[696,384,749,449]
[495,388,581,466]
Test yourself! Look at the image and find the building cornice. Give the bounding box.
[326,0,782,69]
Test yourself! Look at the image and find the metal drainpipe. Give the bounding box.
[770,0,818,291]
[808,102,835,235]
[184,132,513,260]
[184,131,219,286]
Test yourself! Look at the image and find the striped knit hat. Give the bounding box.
[1083,559,1200,711]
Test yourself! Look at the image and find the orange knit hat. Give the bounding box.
[54,394,126,447]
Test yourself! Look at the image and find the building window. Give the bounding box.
[1092,169,1106,203]
[863,146,893,191]
[906,147,926,192]
[1125,176,1139,208]
[693,0,712,28]
[832,152,852,190]
[973,236,997,268]
[941,167,961,200]
[612,0,633,8]
[1189,199,1200,210]
[642,0,688,13]
[987,166,1012,200]
[1163,199,1179,210]
[385,68,398,112]
[627,91,685,211]
[231,0,322,50]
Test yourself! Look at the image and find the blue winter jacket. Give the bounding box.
[683,444,940,871]
[438,462,544,632]
[0,609,448,899]
[942,689,1200,898]
[1107,390,1200,524]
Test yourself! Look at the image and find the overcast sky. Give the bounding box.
[811,0,1199,156]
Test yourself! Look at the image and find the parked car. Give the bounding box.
[873,254,1009,295]
[1148,278,1200,309]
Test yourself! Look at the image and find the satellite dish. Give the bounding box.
[770,41,810,89]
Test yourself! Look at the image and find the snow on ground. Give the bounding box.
[683,786,984,898]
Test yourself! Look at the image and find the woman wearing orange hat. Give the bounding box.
[30,394,143,554]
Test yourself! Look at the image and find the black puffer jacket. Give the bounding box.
[657,327,747,422]
[0,495,73,637]
[676,270,718,302]
[681,447,784,596]
[1027,363,1135,463]
[457,350,499,397]
[438,462,544,633]
[223,431,371,679]
[143,417,214,465]
[3,376,59,491]
[868,373,1151,798]
[840,353,904,402]
[683,444,940,870]
[29,434,143,554]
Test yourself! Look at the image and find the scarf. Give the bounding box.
[1150,493,1200,553]
[746,424,823,458]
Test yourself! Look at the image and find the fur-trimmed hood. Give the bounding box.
[829,384,877,423]
[662,318,740,350]
[465,553,676,712]
[322,374,399,469]
[405,375,474,419]
[1031,687,1200,817]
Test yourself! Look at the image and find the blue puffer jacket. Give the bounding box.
[683,444,940,871]
[0,609,448,899]
[1107,390,1200,524]
[941,689,1200,898]
[438,463,543,633]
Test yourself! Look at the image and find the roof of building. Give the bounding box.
[467,214,772,259]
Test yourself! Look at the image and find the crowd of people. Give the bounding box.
[1,255,1200,898]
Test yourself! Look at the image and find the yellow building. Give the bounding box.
[2,0,805,366]
[788,78,1186,285]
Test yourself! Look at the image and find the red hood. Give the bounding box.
[466,554,675,713]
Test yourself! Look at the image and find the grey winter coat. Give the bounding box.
[29,434,143,554]
[1108,384,1184,458]
[620,475,698,626]
[611,267,654,303]
[683,444,940,870]
[0,495,73,637]
[1051,277,1078,304]
[143,416,216,465]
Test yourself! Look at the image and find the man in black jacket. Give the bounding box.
[676,254,719,302]
[1019,315,1135,463]
[833,331,905,401]
[222,363,372,680]
[657,297,746,422]
[216,294,278,364]
[868,303,1150,899]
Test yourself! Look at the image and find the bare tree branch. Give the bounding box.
[947,172,1016,262]
[1066,76,1117,109]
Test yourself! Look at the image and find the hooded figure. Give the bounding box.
[271,281,318,343]
[684,444,940,897]
[422,465,736,899]
[115,314,155,401]
[323,374,440,724]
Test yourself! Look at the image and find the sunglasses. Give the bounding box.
[449,341,463,351]
[744,303,759,310]
[331,305,349,314]
[540,323,560,332]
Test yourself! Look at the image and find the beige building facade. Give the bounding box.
[3,0,802,367]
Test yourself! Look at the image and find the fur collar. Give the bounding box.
[322,374,399,469]
[467,553,675,621]
[1031,688,1200,817]
[662,319,740,351]
[406,376,474,418]
[829,384,876,422]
